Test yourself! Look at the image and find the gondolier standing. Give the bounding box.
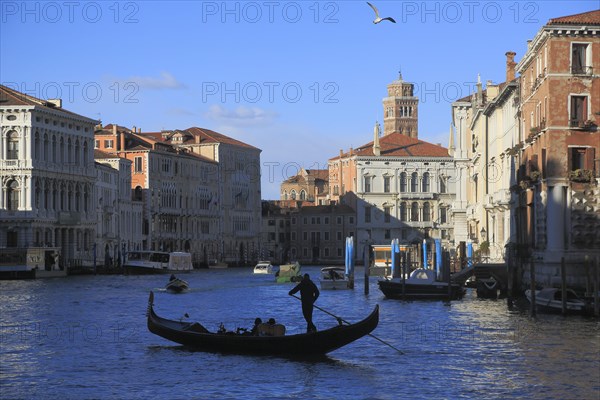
[289,273,320,332]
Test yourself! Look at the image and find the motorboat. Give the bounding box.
[320,267,350,290]
[253,261,275,274]
[378,268,464,300]
[147,291,379,356]
[275,261,302,283]
[525,288,587,313]
[166,275,189,293]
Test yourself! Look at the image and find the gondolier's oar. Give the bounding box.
[290,294,404,354]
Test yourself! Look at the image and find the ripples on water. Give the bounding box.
[1,266,598,400]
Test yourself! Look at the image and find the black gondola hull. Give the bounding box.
[146,292,379,356]
[378,280,465,300]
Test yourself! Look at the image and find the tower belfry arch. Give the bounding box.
[382,71,419,138]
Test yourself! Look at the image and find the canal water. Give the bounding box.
[1,266,598,400]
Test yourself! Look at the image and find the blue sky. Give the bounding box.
[1,1,597,199]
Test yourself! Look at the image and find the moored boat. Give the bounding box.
[146,291,379,356]
[378,268,464,300]
[253,261,274,274]
[124,251,193,274]
[525,288,586,313]
[320,267,350,290]
[275,261,302,283]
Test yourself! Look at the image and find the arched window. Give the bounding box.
[422,172,430,192]
[7,180,19,210]
[134,186,143,201]
[400,202,407,221]
[43,134,49,161]
[282,190,288,200]
[35,186,41,209]
[411,172,418,192]
[44,187,49,209]
[423,202,431,221]
[34,132,40,160]
[439,206,447,224]
[60,137,65,163]
[67,138,73,164]
[84,186,89,212]
[52,136,57,162]
[400,172,407,192]
[7,131,19,159]
[75,139,80,165]
[411,202,419,221]
[83,141,88,165]
[75,187,81,212]
[290,190,297,200]
[300,190,306,200]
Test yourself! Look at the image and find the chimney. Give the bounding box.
[47,99,62,108]
[112,124,117,136]
[120,131,125,151]
[195,135,201,144]
[476,74,483,106]
[506,51,517,82]
[373,121,381,156]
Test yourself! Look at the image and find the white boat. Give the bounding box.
[275,261,301,283]
[254,261,274,274]
[124,251,193,274]
[320,267,350,290]
[525,288,587,313]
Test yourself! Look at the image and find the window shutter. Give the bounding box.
[585,147,595,171]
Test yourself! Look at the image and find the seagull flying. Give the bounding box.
[367,2,396,24]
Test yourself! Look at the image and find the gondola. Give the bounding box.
[146,292,379,356]
[165,277,189,293]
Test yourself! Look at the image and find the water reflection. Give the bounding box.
[1,268,598,400]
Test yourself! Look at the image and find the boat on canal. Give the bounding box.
[146,291,379,356]
[525,288,587,313]
[275,261,302,283]
[166,275,189,293]
[378,268,465,300]
[253,260,275,274]
[320,267,350,290]
[123,251,193,274]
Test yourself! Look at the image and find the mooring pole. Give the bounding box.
[530,260,536,317]
[585,255,591,298]
[364,244,370,295]
[561,257,567,315]
[595,256,599,318]
[401,252,406,299]
[507,254,514,308]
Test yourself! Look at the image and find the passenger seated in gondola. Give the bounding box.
[329,269,337,281]
[250,318,262,335]
[257,318,286,336]
[169,274,176,281]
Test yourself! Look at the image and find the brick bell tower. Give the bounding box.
[382,71,419,138]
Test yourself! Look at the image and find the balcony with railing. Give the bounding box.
[571,65,593,76]
[569,119,597,130]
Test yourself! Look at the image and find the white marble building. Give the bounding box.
[0,84,97,266]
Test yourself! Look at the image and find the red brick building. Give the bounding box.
[515,10,600,288]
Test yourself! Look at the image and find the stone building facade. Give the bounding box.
[0,84,97,266]
[514,10,600,288]
[94,125,222,266]
[280,168,328,204]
